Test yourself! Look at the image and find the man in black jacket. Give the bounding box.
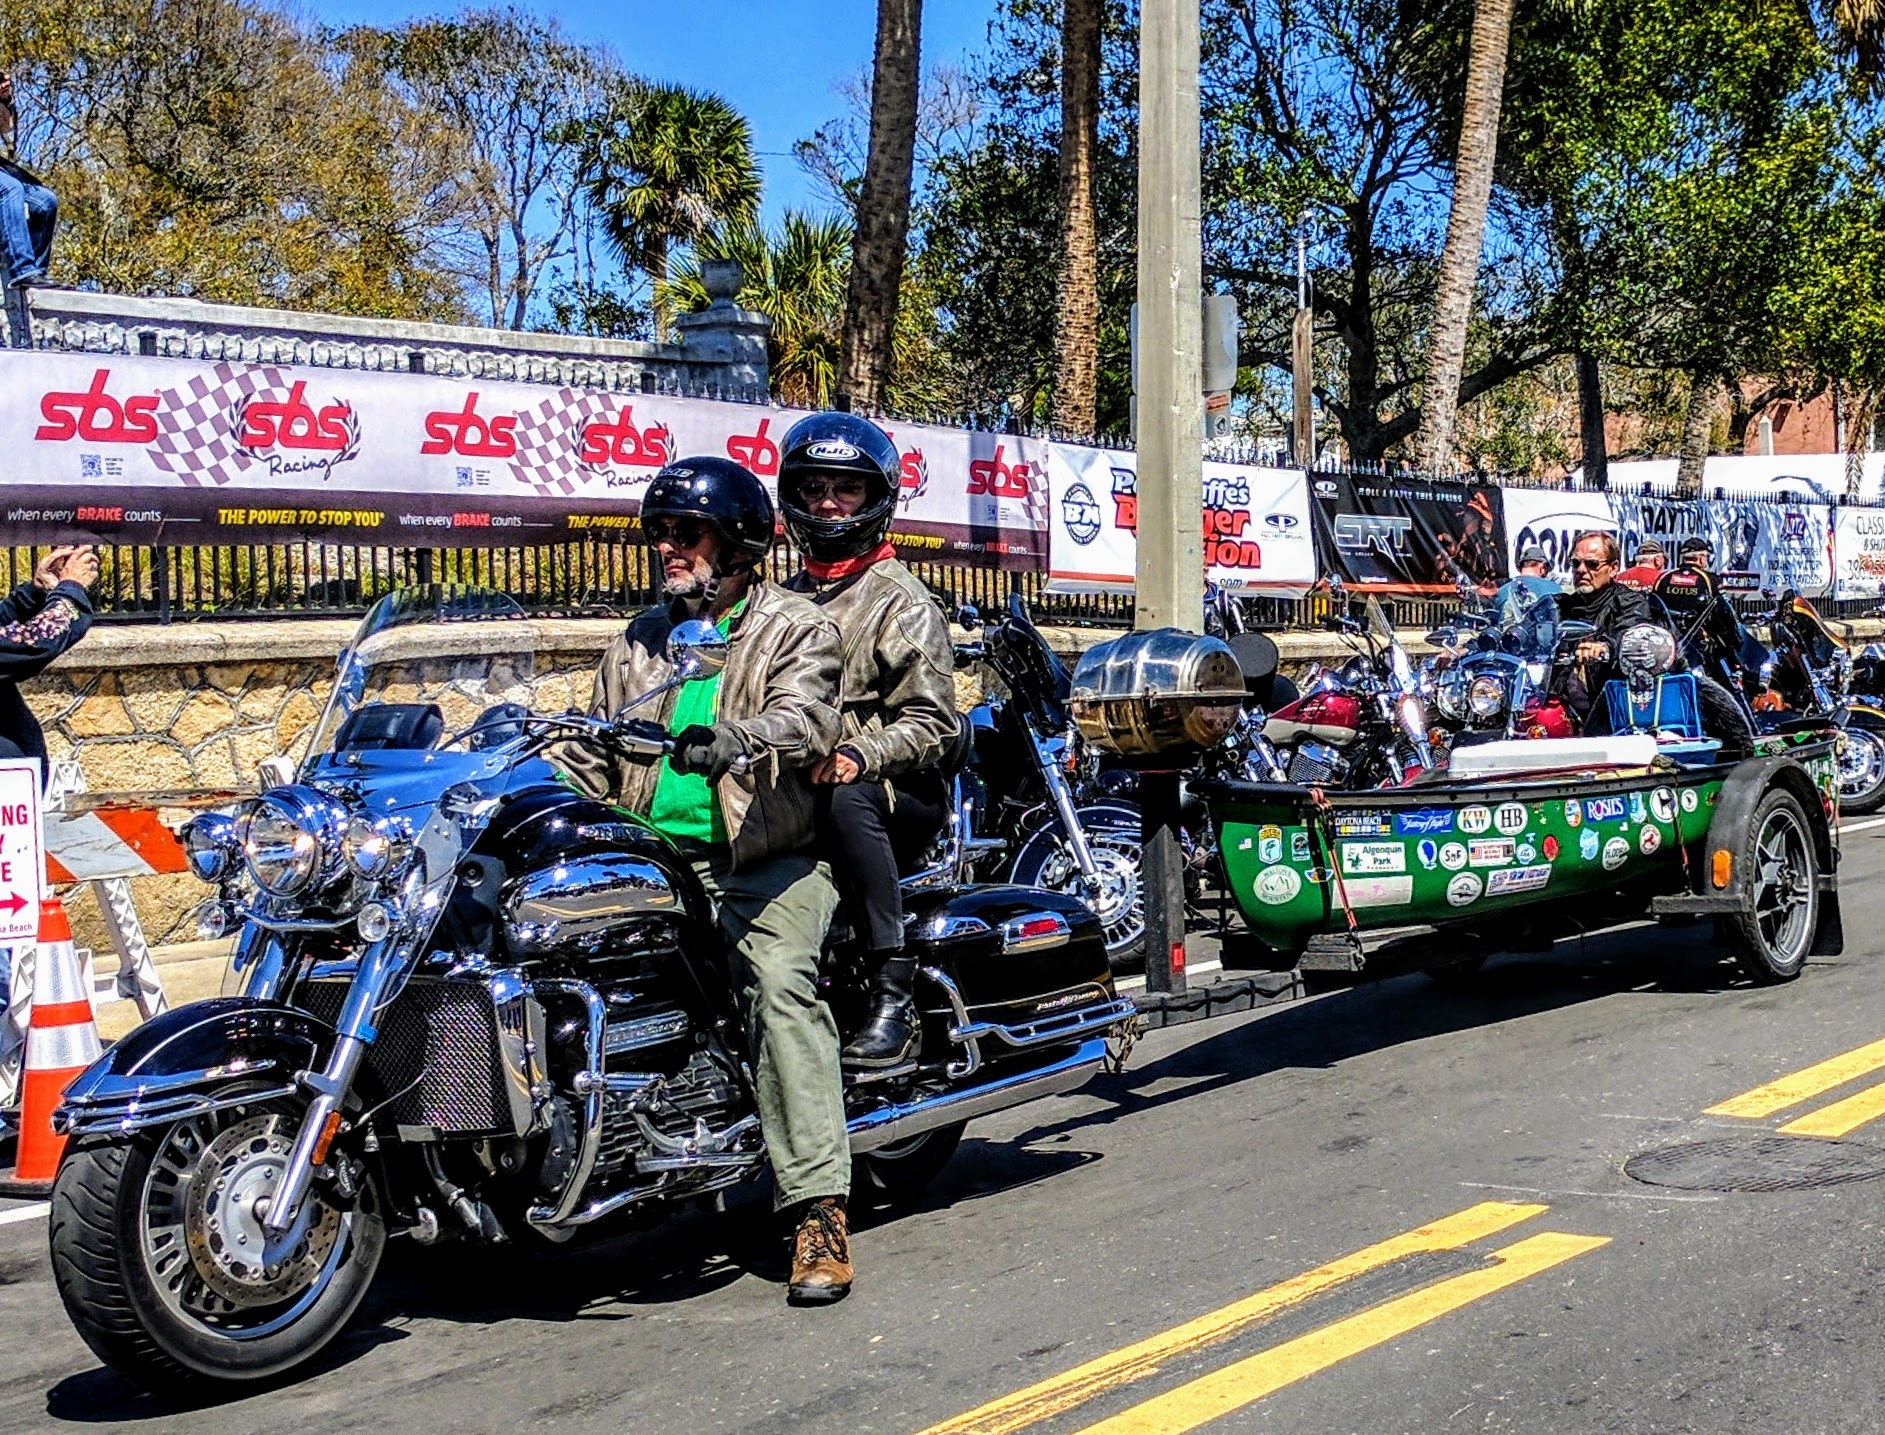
[1555,530,1664,723]
[0,546,97,775]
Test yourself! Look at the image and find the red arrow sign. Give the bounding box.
[0,892,27,918]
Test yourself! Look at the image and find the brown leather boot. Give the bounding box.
[787,1197,853,1306]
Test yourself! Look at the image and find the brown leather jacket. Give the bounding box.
[563,580,842,869]
[786,558,956,781]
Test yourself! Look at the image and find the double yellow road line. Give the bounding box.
[918,1201,1606,1435]
[1707,1034,1885,1137]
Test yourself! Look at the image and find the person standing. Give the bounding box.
[778,413,957,1070]
[0,72,58,290]
[0,546,97,773]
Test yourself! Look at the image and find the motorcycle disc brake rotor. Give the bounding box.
[181,1115,341,1307]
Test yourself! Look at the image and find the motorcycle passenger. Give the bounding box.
[563,457,858,1306]
[779,413,957,1070]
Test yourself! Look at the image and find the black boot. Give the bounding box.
[843,955,918,1069]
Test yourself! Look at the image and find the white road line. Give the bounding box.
[1838,817,1885,835]
[0,1202,49,1226]
[1459,1180,1720,1204]
[1116,960,1223,994]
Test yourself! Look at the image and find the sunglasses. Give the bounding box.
[796,476,869,501]
[1567,557,1613,571]
[644,518,707,548]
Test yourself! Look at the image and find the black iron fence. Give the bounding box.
[4,540,1879,633]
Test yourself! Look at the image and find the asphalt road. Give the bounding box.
[7,823,1885,1433]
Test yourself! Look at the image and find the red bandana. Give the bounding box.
[805,541,896,582]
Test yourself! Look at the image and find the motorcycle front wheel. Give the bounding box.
[49,1088,385,1392]
[1838,720,1885,815]
[1009,803,1146,971]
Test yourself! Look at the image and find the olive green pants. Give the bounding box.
[690,852,849,1210]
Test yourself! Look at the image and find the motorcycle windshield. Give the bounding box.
[305,585,544,763]
[1499,591,1562,660]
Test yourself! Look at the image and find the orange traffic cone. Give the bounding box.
[6,898,102,1193]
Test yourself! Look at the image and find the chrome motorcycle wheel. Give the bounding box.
[50,1090,385,1390]
[1837,723,1885,815]
[1010,811,1146,969]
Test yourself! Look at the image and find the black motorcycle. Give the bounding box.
[47,587,1132,1390]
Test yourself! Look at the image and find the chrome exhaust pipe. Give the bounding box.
[847,1038,1106,1154]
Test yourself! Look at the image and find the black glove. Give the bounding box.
[669,724,746,782]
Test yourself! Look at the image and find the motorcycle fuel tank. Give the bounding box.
[1264,691,1361,745]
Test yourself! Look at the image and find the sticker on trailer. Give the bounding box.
[1291,831,1312,862]
[1494,803,1529,836]
[1254,864,1303,905]
[1458,806,1492,835]
[1563,800,1582,828]
[1516,841,1537,865]
[1446,872,1483,907]
[1579,827,1601,861]
[1258,824,1283,863]
[1341,841,1406,875]
[1469,838,1515,867]
[1680,788,1699,813]
[1333,810,1392,837]
[1650,788,1676,823]
[1638,823,1662,855]
[1394,808,1454,836]
[1629,791,1647,823]
[0,760,44,944]
[1416,839,1439,869]
[1584,796,1626,823]
[1602,836,1630,870]
[1542,835,1560,860]
[1487,864,1552,896]
[1439,842,1468,871]
[1345,875,1414,908]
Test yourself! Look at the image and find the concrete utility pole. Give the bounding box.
[1135,0,1204,998]
[1134,0,1205,634]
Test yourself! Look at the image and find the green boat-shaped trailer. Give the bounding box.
[1067,630,1846,1024]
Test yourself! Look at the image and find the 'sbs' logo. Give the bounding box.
[578,405,672,469]
[1332,513,1412,556]
[726,418,780,476]
[236,382,355,453]
[966,444,1034,499]
[1061,482,1101,545]
[36,369,160,443]
[422,393,518,459]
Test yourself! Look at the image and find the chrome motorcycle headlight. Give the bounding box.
[182,812,239,882]
[1434,671,1467,722]
[1467,673,1507,719]
[342,814,411,883]
[1618,625,1677,682]
[237,787,346,897]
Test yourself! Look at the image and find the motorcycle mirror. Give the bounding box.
[666,618,731,681]
[955,603,981,629]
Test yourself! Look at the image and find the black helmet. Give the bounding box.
[641,456,776,572]
[777,412,901,562]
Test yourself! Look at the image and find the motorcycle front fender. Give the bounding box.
[54,998,332,1139]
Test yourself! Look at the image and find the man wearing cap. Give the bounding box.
[1655,535,1746,670]
[1490,545,1559,620]
[1616,539,1667,592]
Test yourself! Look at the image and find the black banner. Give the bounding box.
[1309,473,1509,593]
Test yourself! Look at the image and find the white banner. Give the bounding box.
[1610,493,1833,595]
[1499,489,1618,585]
[1834,506,1885,598]
[1046,447,1315,596]
[0,350,1047,565]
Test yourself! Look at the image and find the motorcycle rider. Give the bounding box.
[1555,530,1667,724]
[564,457,857,1305]
[779,413,958,1069]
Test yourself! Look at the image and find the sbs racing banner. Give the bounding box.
[1308,472,1507,594]
[1044,445,1315,595]
[0,350,1048,564]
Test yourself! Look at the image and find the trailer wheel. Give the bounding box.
[1723,788,1819,984]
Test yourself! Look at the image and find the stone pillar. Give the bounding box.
[671,261,772,397]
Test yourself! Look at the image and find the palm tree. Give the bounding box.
[1413,0,1518,472]
[664,212,853,408]
[838,0,923,412]
[1054,0,1103,436]
[568,79,761,340]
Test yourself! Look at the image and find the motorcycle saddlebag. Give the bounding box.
[904,884,1115,1032]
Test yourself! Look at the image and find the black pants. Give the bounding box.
[815,774,947,954]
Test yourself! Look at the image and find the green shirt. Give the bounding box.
[644,602,743,847]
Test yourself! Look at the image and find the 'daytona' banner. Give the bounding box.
[0,350,1049,565]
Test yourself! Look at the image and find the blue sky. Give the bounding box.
[307,1,1003,222]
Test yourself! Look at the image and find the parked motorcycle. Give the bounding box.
[48,587,1132,1390]
[1261,596,1436,787]
[1756,590,1885,813]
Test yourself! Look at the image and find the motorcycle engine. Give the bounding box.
[1287,740,1344,786]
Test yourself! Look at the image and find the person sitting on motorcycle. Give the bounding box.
[1554,529,1668,724]
[779,413,958,1070]
[563,457,858,1306]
